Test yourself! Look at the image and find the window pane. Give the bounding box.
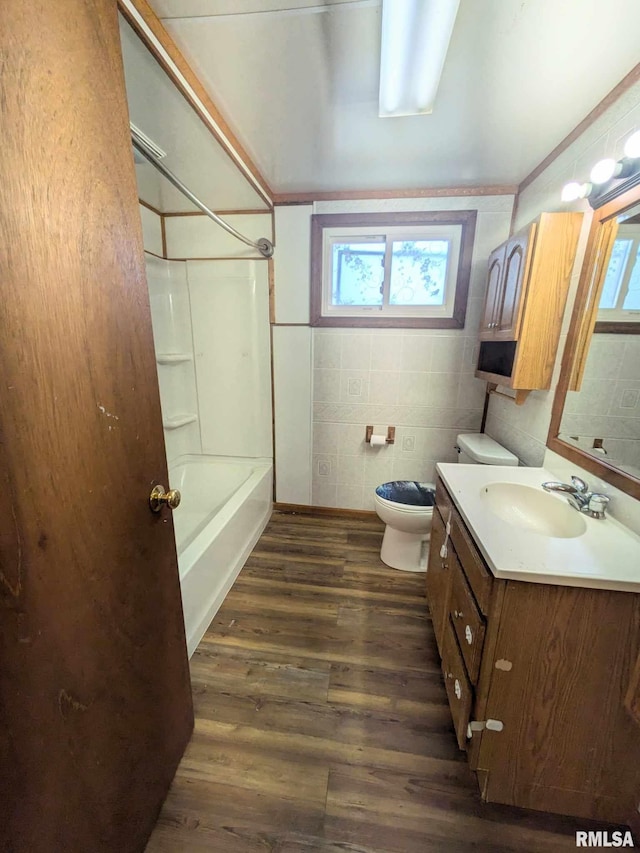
[389,240,449,306]
[622,244,640,309]
[599,239,632,309]
[332,242,384,306]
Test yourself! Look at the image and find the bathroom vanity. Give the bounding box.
[426,464,640,825]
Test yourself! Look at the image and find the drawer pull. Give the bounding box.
[465,624,473,645]
[454,679,462,700]
[454,609,464,619]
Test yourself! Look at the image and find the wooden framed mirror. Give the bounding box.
[548,181,640,499]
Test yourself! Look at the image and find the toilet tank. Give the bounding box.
[455,433,519,466]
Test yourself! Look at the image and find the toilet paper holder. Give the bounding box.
[366,425,395,445]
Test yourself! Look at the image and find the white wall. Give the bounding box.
[485,78,640,466]
[140,202,163,256]
[272,195,514,509]
[164,212,273,259]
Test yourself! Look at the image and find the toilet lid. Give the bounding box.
[375,481,435,507]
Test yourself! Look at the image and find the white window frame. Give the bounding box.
[321,225,460,319]
[310,211,477,329]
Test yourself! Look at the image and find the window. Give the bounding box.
[310,211,477,327]
[598,223,640,323]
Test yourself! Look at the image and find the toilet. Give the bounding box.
[374,432,518,572]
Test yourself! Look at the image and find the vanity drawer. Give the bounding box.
[435,477,454,523]
[434,476,493,615]
[441,618,473,750]
[448,510,492,616]
[449,560,486,684]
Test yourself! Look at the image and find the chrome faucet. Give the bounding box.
[542,476,610,519]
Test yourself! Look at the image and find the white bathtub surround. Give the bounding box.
[146,254,202,465]
[437,461,640,591]
[188,259,272,459]
[170,455,272,656]
[145,244,274,654]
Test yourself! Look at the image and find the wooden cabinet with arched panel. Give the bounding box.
[476,212,582,393]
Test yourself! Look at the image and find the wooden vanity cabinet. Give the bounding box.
[426,474,640,826]
[476,212,582,392]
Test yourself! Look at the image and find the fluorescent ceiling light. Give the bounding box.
[379,0,460,118]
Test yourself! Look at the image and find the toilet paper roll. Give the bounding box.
[369,434,387,447]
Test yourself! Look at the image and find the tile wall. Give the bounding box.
[270,195,514,510]
[561,332,640,474]
[311,328,486,510]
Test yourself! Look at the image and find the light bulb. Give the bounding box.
[624,130,640,159]
[561,182,583,202]
[590,158,618,185]
[560,181,591,202]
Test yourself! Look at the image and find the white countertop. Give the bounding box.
[436,463,640,593]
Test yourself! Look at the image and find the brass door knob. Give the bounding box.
[149,485,181,513]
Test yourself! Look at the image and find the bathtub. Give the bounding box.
[169,454,272,657]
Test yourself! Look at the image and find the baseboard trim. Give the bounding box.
[274,502,379,521]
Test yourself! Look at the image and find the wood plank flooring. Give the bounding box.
[145,511,608,852]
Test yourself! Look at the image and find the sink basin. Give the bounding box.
[480,483,587,538]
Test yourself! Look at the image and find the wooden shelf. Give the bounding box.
[156,353,193,365]
[162,414,197,430]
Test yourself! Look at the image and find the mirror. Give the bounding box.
[549,183,640,499]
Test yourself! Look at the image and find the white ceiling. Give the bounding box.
[147,0,640,195]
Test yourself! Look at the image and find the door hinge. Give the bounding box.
[467,719,504,738]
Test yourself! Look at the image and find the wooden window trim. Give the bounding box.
[310,210,477,328]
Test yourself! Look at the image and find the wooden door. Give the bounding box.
[479,244,506,339]
[0,2,193,851]
[494,224,535,340]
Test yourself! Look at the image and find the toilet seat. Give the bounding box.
[374,481,436,512]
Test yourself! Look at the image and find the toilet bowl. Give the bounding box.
[374,481,436,572]
[374,433,518,572]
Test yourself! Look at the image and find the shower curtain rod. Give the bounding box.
[130,126,274,259]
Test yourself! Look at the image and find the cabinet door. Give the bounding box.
[479,244,506,339]
[494,224,536,340]
[426,508,451,654]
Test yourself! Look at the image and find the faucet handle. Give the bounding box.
[571,475,589,493]
[587,493,609,518]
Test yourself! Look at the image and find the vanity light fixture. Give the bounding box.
[561,181,592,202]
[624,130,640,158]
[378,0,460,118]
[590,158,620,185]
[560,128,640,207]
